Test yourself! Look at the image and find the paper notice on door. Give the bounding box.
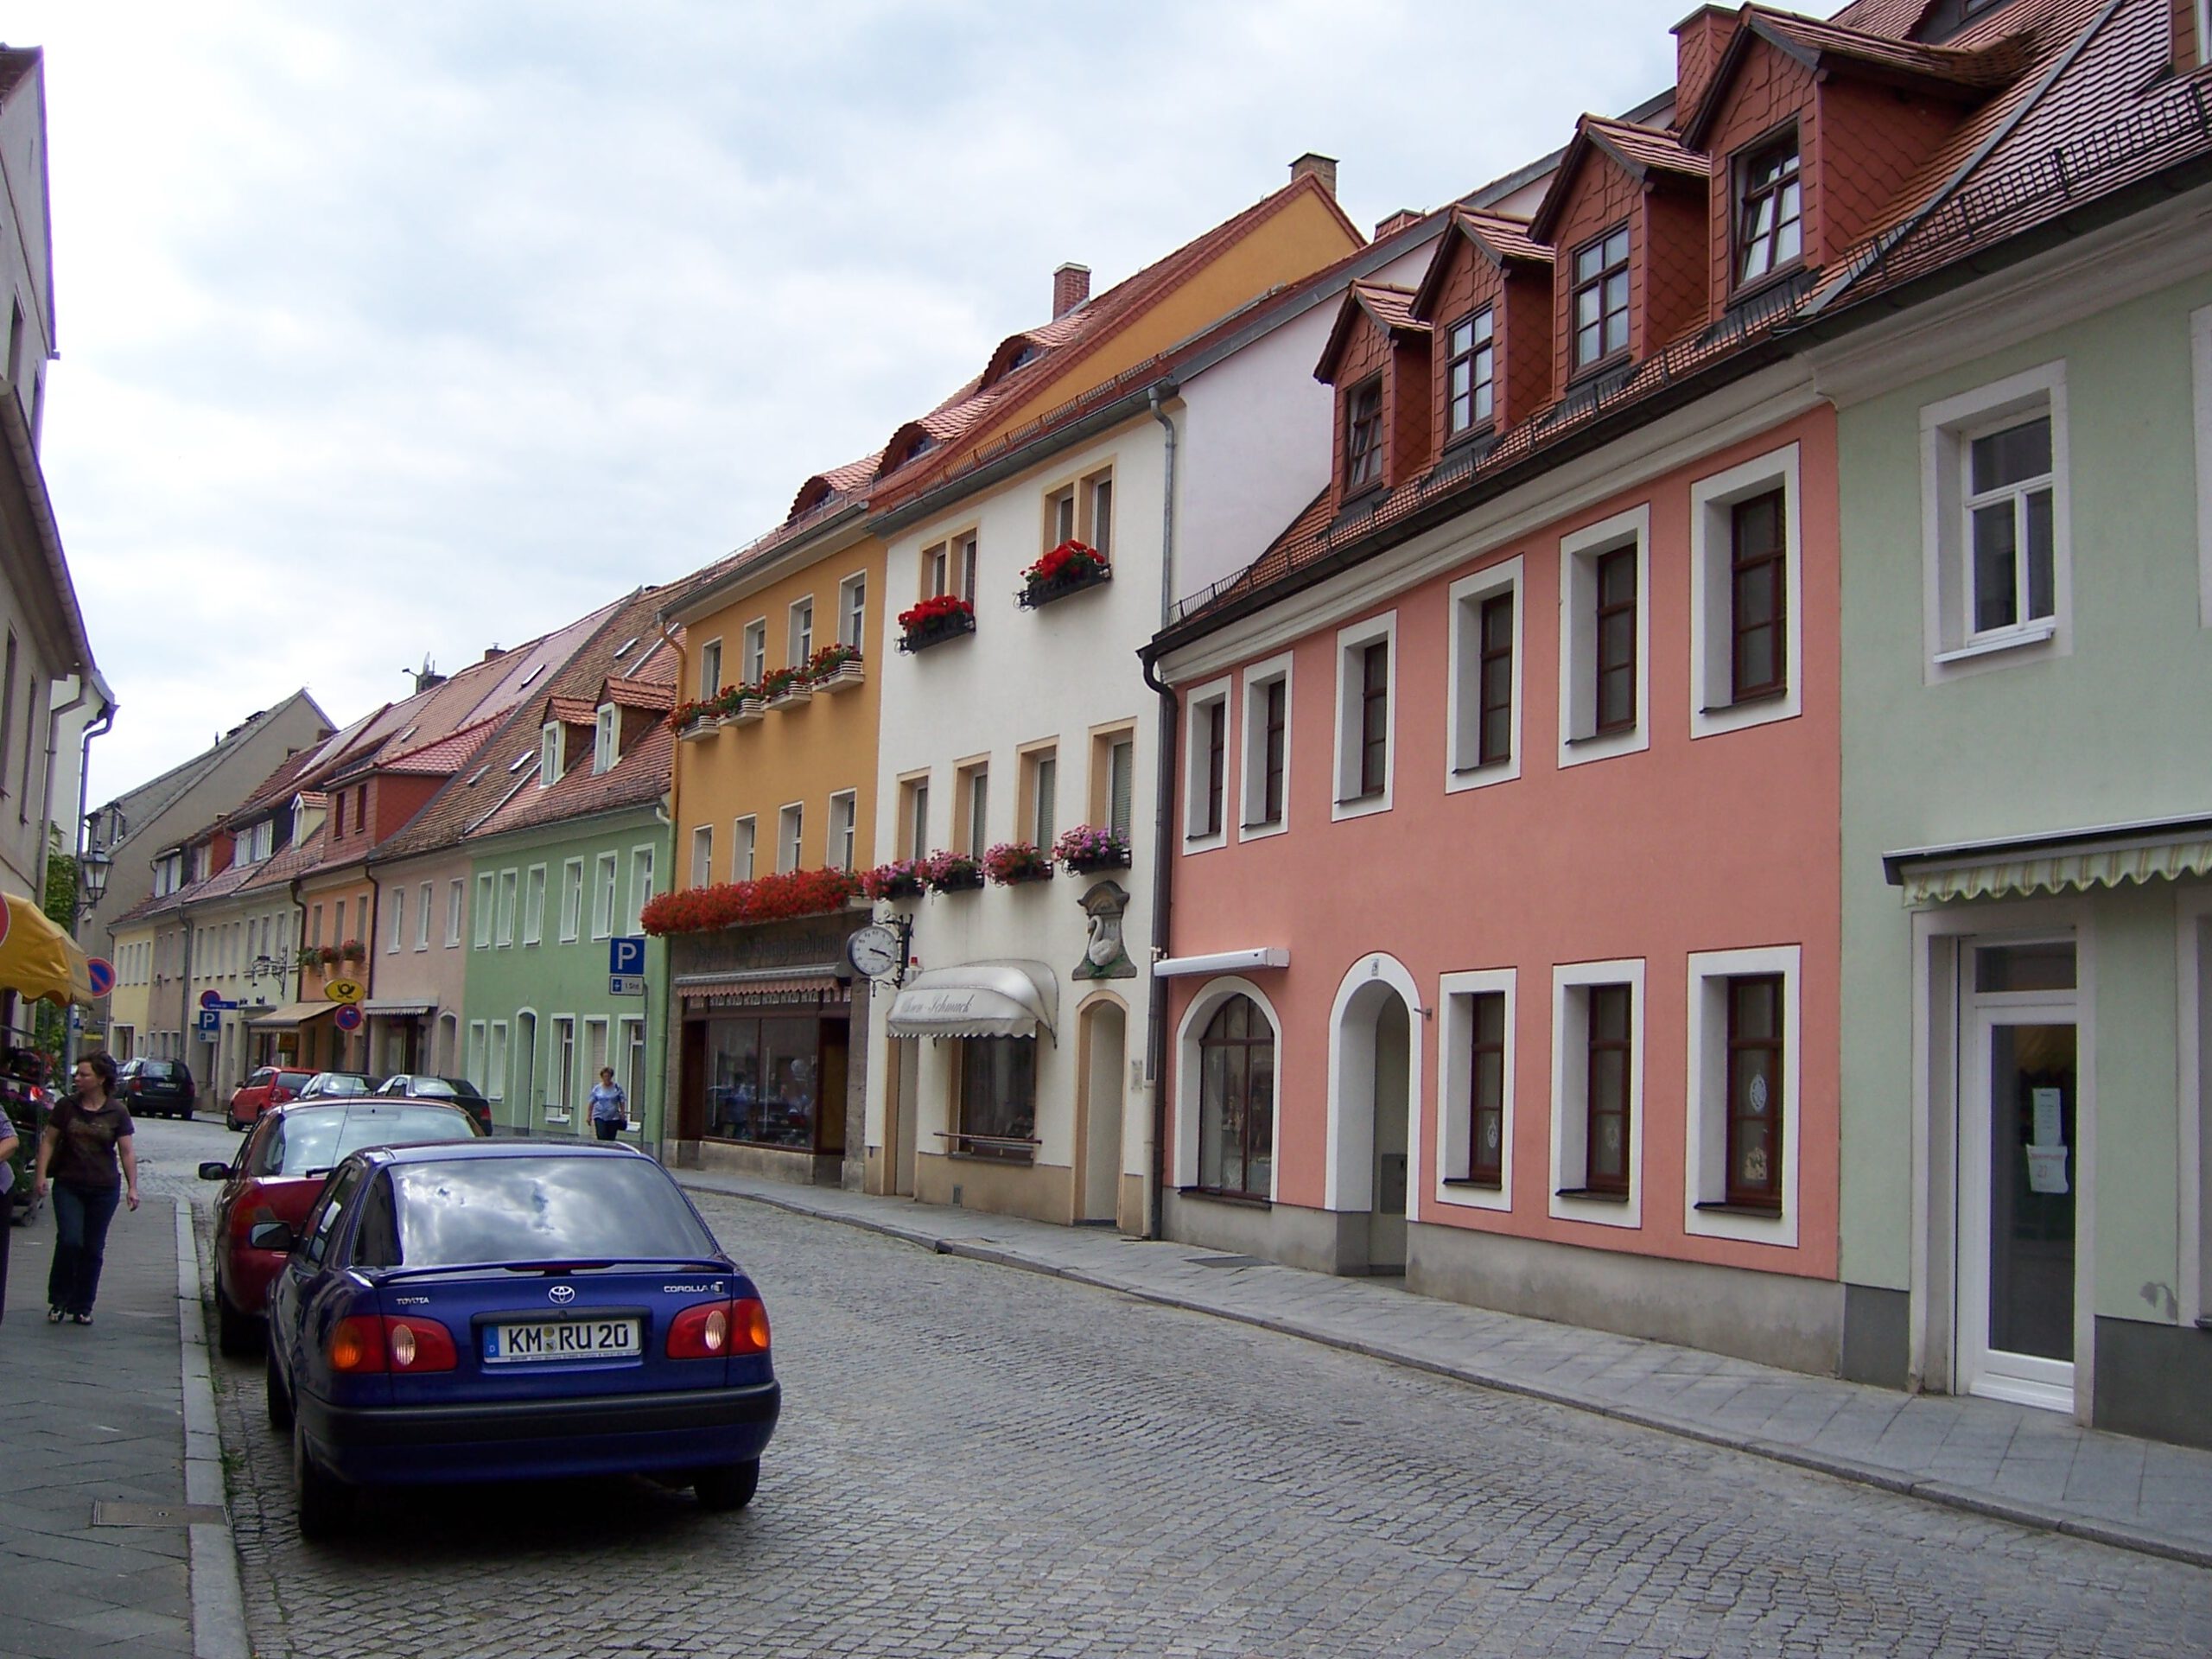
[2025,1146,2069,1195]
[2031,1087,2063,1149]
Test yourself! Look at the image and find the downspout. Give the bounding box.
[651,612,688,1166]
[1142,385,1180,1242]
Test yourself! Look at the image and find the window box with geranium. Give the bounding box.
[1055,823,1131,874]
[1019,540,1111,610]
[897,594,976,653]
[861,860,925,901]
[667,698,720,741]
[296,945,325,970]
[922,850,984,893]
[317,944,342,968]
[760,666,810,709]
[717,683,766,727]
[339,938,366,965]
[983,842,1052,885]
[808,642,864,693]
[640,867,861,936]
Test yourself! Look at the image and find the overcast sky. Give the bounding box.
[12,0,1681,807]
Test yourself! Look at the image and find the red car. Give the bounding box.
[199,1098,483,1355]
[226,1067,315,1132]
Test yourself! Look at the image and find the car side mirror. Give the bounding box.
[197,1161,231,1181]
[248,1221,296,1253]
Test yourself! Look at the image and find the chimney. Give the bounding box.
[1052,263,1091,319]
[1671,6,1734,130]
[482,645,505,663]
[1374,209,1424,241]
[1290,152,1338,199]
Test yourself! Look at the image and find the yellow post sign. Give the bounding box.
[322,978,365,1005]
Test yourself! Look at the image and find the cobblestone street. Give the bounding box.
[199,1187,2212,1658]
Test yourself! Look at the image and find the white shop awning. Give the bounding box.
[886,961,1058,1040]
[1152,946,1289,977]
[362,999,435,1017]
[246,1001,336,1030]
[1884,813,2212,905]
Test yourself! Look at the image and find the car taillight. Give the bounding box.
[327,1314,456,1374]
[127,1077,143,1094]
[271,1088,292,1103]
[666,1297,768,1359]
[730,1296,769,1354]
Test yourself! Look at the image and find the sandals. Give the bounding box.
[69,1313,92,1325]
[46,1306,62,1323]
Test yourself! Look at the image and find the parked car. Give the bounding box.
[227,1067,315,1132]
[374,1074,494,1135]
[260,1140,779,1538]
[2,1050,50,1225]
[199,1099,483,1355]
[118,1057,196,1119]
[296,1071,378,1101]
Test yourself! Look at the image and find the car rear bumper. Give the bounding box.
[301,1381,781,1485]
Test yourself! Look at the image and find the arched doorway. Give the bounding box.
[1074,997,1127,1224]
[1327,956,1421,1275]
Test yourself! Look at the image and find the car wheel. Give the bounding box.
[216,1290,260,1357]
[293,1419,353,1541]
[691,1459,760,1512]
[178,1109,193,1122]
[265,1345,294,1433]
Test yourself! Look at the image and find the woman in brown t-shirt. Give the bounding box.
[33,1052,139,1325]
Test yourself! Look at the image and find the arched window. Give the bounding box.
[1198,995,1274,1199]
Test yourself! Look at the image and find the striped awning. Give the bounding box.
[245,1001,337,1029]
[677,965,849,1007]
[1885,814,2212,906]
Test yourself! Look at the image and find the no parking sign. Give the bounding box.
[334,1003,364,1033]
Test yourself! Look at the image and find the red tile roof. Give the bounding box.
[1530,116,1710,242]
[1316,282,1428,383]
[1410,209,1551,323]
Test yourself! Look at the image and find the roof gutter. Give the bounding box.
[664,500,870,626]
[1146,144,2212,664]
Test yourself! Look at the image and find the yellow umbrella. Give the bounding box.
[0,891,95,1006]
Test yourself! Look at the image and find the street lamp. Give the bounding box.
[76,843,111,920]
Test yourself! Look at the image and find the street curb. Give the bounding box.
[174,1203,251,1659]
[684,1177,2212,1573]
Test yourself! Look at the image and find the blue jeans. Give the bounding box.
[48,1183,122,1317]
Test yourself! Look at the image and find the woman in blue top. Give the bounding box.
[587,1067,627,1141]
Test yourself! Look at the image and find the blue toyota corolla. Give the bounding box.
[259,1140,780,1539]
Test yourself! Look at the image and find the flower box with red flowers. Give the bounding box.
[860,860,925,901]
[1018,540,1111,610]
[760,666,810,709]
[1054,823,1131,874]
[897,594,976,653]
[982,841,1052,885]
[668,697,721,740]
[807,643,865,693]
[716,683,766,726]
[640,867,862,937]
[921,850,984,893]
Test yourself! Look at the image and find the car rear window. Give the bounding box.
[405,1077,459,1098]
[389,1157,716,1267]
[255,1105,480,1177]
[314,1074,373,1096]
[143,1061,185,1080]
[278,1071,315,1089]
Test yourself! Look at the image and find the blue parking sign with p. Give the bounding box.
[610,936,646,977]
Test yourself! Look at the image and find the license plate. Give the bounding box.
[483,1318,642,1363]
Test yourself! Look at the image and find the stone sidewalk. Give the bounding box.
[681,1169,2212,1571]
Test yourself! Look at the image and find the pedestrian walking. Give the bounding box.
[33,1053,138,1325]
[587,1066,627,1141]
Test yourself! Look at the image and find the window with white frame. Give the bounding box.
[590,853,617,939]
[1446,557,1522,789]
[627,847,654,934]
[521,864,547,945]
[1921,361,2069,674]
[789,597,814,668]
[1184,678,1231,849]
[1548,958,1644,1228]
[621,1016,647,1115]
[467,1020,486,1091]
[691,823,714,887]
[447,879,464,947]
[539,722,562,788]
[1239,656,1292,838]
[549,1016,575,1114]
[559,859,583,942]
[838,572,867,649]
[1445,308,1495,439]
[594,704,619,774]
[732,817,757,881]
[1691,445,1802,737]
[1437,969,1515,1211]
[924,531,979,601]
[778,804,804,873]
[697,638,723,699]
[1557,505,1650,767]
[495,868,518,946]
[474,873,496,948]
[387,888,405,953]
[486,1021,509,1102]
[741,619,767,685]
[1332,613,1395,819]
[829,791,857,871]
[1684,946,1800,1245]
[1195,993,1275,1199]
[416,882,432,950]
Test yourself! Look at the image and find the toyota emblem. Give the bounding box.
[549,1284,576,1304]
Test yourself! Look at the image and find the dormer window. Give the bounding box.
[1573,227,1630,372]
[1344,378,1384,493]
[1446,308,1495,439]
[1736,135,1802,287]
[593,704,619,774]
[539,722,563,789]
